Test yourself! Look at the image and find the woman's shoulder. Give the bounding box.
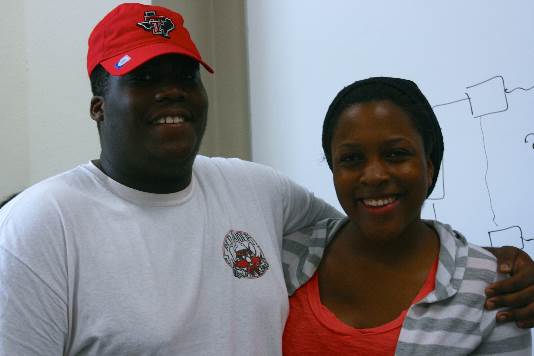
[427,219,499,289]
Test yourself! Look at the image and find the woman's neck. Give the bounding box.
[334,219,438,266]
[317,219,440,328]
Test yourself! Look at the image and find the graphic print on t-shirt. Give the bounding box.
[222,230,269,279]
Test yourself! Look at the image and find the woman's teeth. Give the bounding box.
[362,197,396,207]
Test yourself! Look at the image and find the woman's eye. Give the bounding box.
[385,149,411,161]
[338,153,363,165]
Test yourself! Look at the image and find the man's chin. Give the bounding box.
[151,146,200,166]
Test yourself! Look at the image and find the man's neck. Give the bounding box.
[92,158,193,194]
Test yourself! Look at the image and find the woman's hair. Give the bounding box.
[322,77,444,197]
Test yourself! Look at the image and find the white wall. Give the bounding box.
[0,0,149,200]
[1,1,29,196]
[24,1,148,185]
[156,0,251,160]
[246,0,534,252]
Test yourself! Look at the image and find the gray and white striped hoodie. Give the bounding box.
[282,219,531,355]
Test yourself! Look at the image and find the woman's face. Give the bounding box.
[330,100,433,241]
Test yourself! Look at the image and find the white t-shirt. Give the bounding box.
[0,156,340,356]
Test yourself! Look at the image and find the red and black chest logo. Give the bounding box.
[222,230,269,279]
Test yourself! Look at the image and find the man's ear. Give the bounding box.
[90,96,104,122]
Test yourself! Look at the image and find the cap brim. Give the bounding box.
[100,42,214,76]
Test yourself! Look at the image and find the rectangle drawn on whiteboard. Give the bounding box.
[488,226,524,249]
[466,76,508,118]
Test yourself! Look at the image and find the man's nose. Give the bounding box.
[154,83,186,102]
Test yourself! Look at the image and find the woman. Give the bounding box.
[282,77,531,355]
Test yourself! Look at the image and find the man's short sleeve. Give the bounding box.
[0,193,68,355]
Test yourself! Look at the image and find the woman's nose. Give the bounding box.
[360,159,388,186]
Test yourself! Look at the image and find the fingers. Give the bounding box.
[486,283,534,328]
[497,262,512,274]
[511,248,534,273]
[489,246,520,273]
[483,246,534,327]
[486,248,534,296]
[486,284,534,309]
[486,269,534,297]
[495,307,534,329]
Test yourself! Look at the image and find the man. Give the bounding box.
[0,3,533,355]
[0,4,339,355]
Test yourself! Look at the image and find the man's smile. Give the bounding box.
[151,116,186,125]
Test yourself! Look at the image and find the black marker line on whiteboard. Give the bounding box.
[488,225,534,249]
[432,94,470,109]
[465,92,473,116]
[429,160,445,200]
[433,76,532,113]
[505,84,534,94]
[479,117,498,226]
[488,226,525,249]
[431,75,534,232]
[524,133,534,149]
[468,76,509,118]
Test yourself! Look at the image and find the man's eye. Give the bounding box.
[181,71,198,81]
[138,73,153,81]
[128,74,152,85]
[142,73,153,81]
[127,71,154,83]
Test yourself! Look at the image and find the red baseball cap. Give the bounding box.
[87,3,213,77]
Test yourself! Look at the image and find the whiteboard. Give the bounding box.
[247,0,534,252]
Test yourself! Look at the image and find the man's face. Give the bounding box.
[92,54,208,187]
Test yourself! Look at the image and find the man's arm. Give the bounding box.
[280,178,342,237]
[485,246,534,328]
[0,188,69,355]
[0,247,67,355]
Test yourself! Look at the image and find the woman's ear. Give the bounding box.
[90,96,104,122]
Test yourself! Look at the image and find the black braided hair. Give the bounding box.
[90,64,110,96]
[322,77,444,197]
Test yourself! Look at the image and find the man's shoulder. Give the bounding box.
[25,163,93,196]
[0,165,94,260]
[193,155,283,187]
[194,155,275,173]
[0,163,95,220]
